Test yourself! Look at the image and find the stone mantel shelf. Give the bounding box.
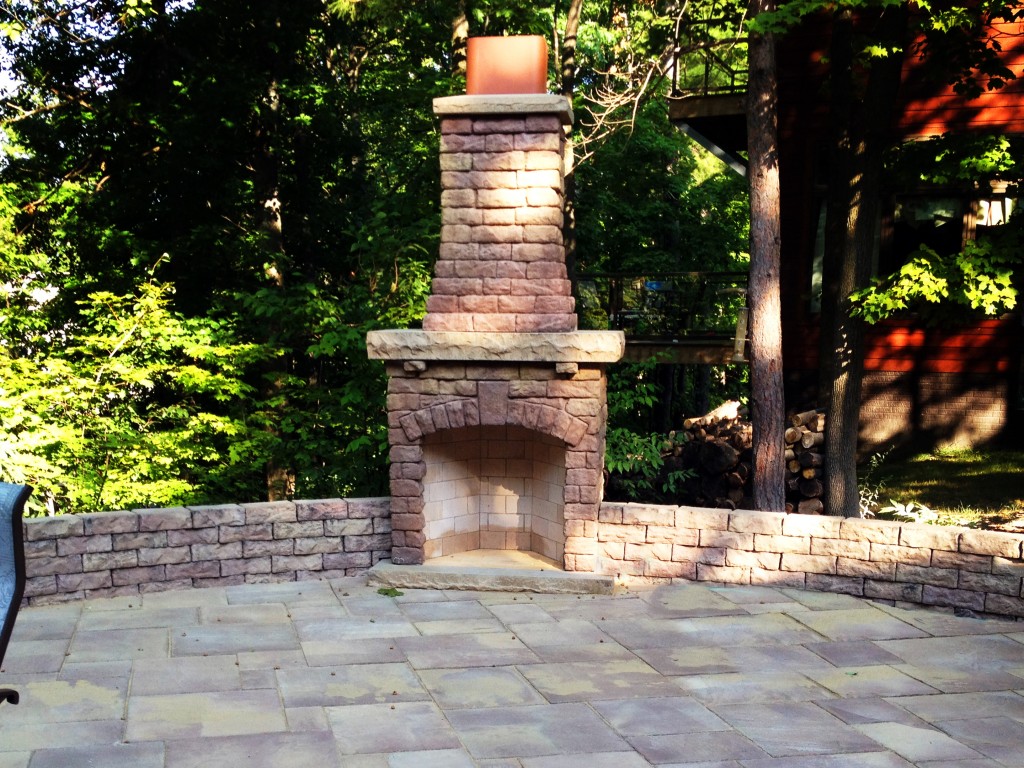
[366,329,625,363]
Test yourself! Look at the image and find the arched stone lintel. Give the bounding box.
[398,396,591,448]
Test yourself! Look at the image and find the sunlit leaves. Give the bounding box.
[850,242,1020,324]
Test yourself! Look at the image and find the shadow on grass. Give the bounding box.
[867,449,1024,531]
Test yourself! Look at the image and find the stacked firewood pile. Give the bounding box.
[784,408,826,514]
[662,401,754,510]
[655,402,827,513]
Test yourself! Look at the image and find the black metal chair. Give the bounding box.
[0,483,31,706]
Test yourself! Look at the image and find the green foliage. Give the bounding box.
[0,257,269,516]
[0,1,755,515]
[850,241,1019,323]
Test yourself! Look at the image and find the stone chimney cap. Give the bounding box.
[434,94,572,124]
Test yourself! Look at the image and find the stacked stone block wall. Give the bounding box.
[599,502,1024,618]
[21,498,391,605]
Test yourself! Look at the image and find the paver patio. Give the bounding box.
[1,577,1022,767]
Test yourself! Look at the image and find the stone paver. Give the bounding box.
[1,574,1022,766]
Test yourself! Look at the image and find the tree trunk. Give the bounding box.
[560,0,584,284]
[451,0,468,79]
[745,0,786,512]
[820,7,906,517]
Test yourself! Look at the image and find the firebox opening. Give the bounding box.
[421,425,566,565]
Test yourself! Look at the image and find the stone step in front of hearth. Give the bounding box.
[368,556,616,595]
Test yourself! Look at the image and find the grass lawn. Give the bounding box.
[862,448,1024,532]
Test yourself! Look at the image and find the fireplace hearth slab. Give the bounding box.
[368,560,615,595]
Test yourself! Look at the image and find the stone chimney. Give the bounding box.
[366,94,624,571]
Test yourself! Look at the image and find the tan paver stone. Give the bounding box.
[876,634,1024,673]
[327,702,461,754]
[591,696,731,735]
[636,644,833,677]
[239,668,276,689]
[0,679,125,723]
[887,690,1024,723]
[0,753,29,768]
[301,637,406,667]
[892,663,1024,693]
[25,743,164,768]
[600,613,824,650]
[130,654,241,695]
[412,618,508,635]
[805,640,905,667]
[58,659,132,685]
[276,662,428,707]
[142,586,229,608]
[0,638,70,673]
[171,623,299,656]
[125,689,288,741]
[520,752,652,767]
[815,696,934,727]
[396,631,540,669]
[790,609,928,642]
[507,619,614,647]
[873,603,1016,636]
[936,716,1024,764]
[399,599,493,621]
[340,595,407,617]
[283,602,348,622]
[198,603,291,624]
[657,762,744,768]
[804,665,940,698]
[225,580,338,605]
[418,666,546,708]
[79,596,139,611]
[640,584,749,617]
[740,601,813,614]
[389,588,450,603]
[711,701,887,757]
[77,606,199,631]
[293,616,419,642]
[779,589,868,610]
[627,730,768,764]
[164,731,340,768]
[739,753,915,767]
[447,702,630,759]
[672,671,835,704]
[519,658,685,702]
[712,589,798,606]
[67,627,169,663]
[529,641,636,663]
[6,604,81,640]
[332,755,388,768]
[540,594,652,620]
[236,649,307,670]
[284,705,330,732]
[486,602,556,623]
[854,722,983,762]
[388,748,477,767]
[0,720,125,753]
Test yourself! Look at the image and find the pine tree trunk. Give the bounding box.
[451,1,468,79]
[745,0,786,512]
[820,7,907,517]
[560,0,584,283]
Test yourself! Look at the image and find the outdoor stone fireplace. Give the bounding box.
[366,94,624,570]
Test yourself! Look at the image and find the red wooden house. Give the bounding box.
[671,10,1024,452]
